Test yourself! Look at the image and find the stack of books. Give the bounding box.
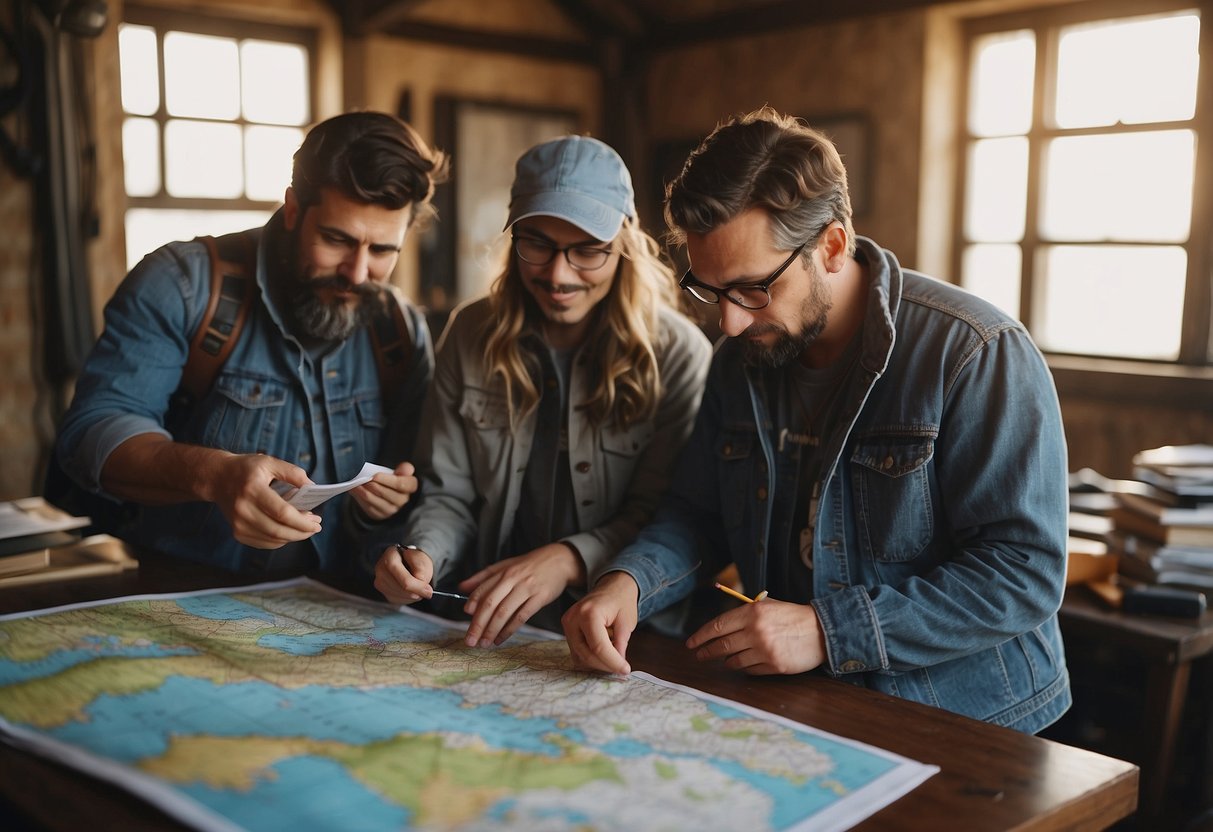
[0,497,137,586]
[1107,445,1213,592]
[1066,469,1118,585]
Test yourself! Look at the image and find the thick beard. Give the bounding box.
[741,261,832,368]
[285,276,382,341]
[741,313,828,368]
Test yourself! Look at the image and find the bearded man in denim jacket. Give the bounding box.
[49,112,447,576]
[563,107,1070,734]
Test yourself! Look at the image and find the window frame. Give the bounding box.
[120,3,318,214]
[953,0,1213,374]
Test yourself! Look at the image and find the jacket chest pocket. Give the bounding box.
[203,374,290,455]
[851,438,935,562]
[715,430,756,533]
[458,387,512,471]
[598,423,654,501]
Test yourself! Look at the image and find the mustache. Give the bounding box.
[532,280,587,294]
[307,274,383,298]
[742,322,785,338]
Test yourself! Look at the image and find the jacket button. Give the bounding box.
[841,660,864,673]
[756,486,767,500]
[882,455,894,470]
[576,461,591,473]
[723,443,733,456]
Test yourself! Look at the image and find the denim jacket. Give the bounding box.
[395,297,711,588]
[53,213,433,573]
[611,237,1071,734]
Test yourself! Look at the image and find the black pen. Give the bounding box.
[395,543,470,601]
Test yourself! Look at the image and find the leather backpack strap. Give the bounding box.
[368,286,414,397]
[179,233,256,401]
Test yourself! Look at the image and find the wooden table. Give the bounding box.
[0,553,1138,831]
[1058,587,1213,825]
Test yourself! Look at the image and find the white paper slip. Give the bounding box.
[273,463,394,511]
[0,497,91,541]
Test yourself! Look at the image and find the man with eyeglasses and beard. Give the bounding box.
[49,111,447,578]
[562,108,1071,735]
[372,135,710,648]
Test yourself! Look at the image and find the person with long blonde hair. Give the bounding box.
[373,135,711,646]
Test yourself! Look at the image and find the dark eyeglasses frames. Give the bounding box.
[679,241,808,311]
[513,236,613,271]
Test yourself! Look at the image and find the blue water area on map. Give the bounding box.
[0,639,198,685]
[48,675,582,763]
[596,737,653,757]
[486,799,591,824]
[183,754,411,832]
[171,597,464,657]
[715,742,899,830]
[175,595,280,623]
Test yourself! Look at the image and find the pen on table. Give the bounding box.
[429,589,471,601]
[714,583,769,604]
[394,543,470,601]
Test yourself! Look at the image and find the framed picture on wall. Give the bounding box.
[808,114,872,218]
[420,97,579,335]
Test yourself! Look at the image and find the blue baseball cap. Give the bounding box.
[504,135,636,242]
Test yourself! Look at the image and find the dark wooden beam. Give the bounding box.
[360,0,432,35]
[640,0,942,51]
[378,21,594,64]
[551,0,650,40]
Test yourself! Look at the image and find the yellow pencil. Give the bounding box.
[714,582,755,604]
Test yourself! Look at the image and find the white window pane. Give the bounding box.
[1042,131,1194,242]
[964,137,1028,242]
[1055,13,1199,128]
[164,32,240,120]
[241,41,309,126]
[124,209,272,271]
[969,30,1034,137]
[165,120,243,198]
[1034,245,1185,359]
[118,24,159,116]
[122,117,160,197]
[961,244,1021,319]
[245,125,303,202]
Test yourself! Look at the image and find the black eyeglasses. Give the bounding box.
[679,241,808,311]
[513,235,613,271]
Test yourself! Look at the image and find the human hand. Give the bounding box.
[373,543,435,605]
[685,597,827,675]
[350,462,419,521]
[561,571,639,676]
[459,542,586,648]
[206,453,321,549]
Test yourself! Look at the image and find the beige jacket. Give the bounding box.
[401,296,711,586]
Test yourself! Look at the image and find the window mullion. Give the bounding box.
[1020,23,1051,333]
[1178,2,1213,363]
[154,22,168,201]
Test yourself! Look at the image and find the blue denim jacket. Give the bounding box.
[53,213,433,573]
[611,237,1071,734]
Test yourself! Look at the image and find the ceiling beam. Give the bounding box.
[550,0,651,40]
[359,0,433,34]
[640,0,942,51]
[377,21,595,64]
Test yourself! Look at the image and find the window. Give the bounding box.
[117,7,315,269]
[958,3,1208,364]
